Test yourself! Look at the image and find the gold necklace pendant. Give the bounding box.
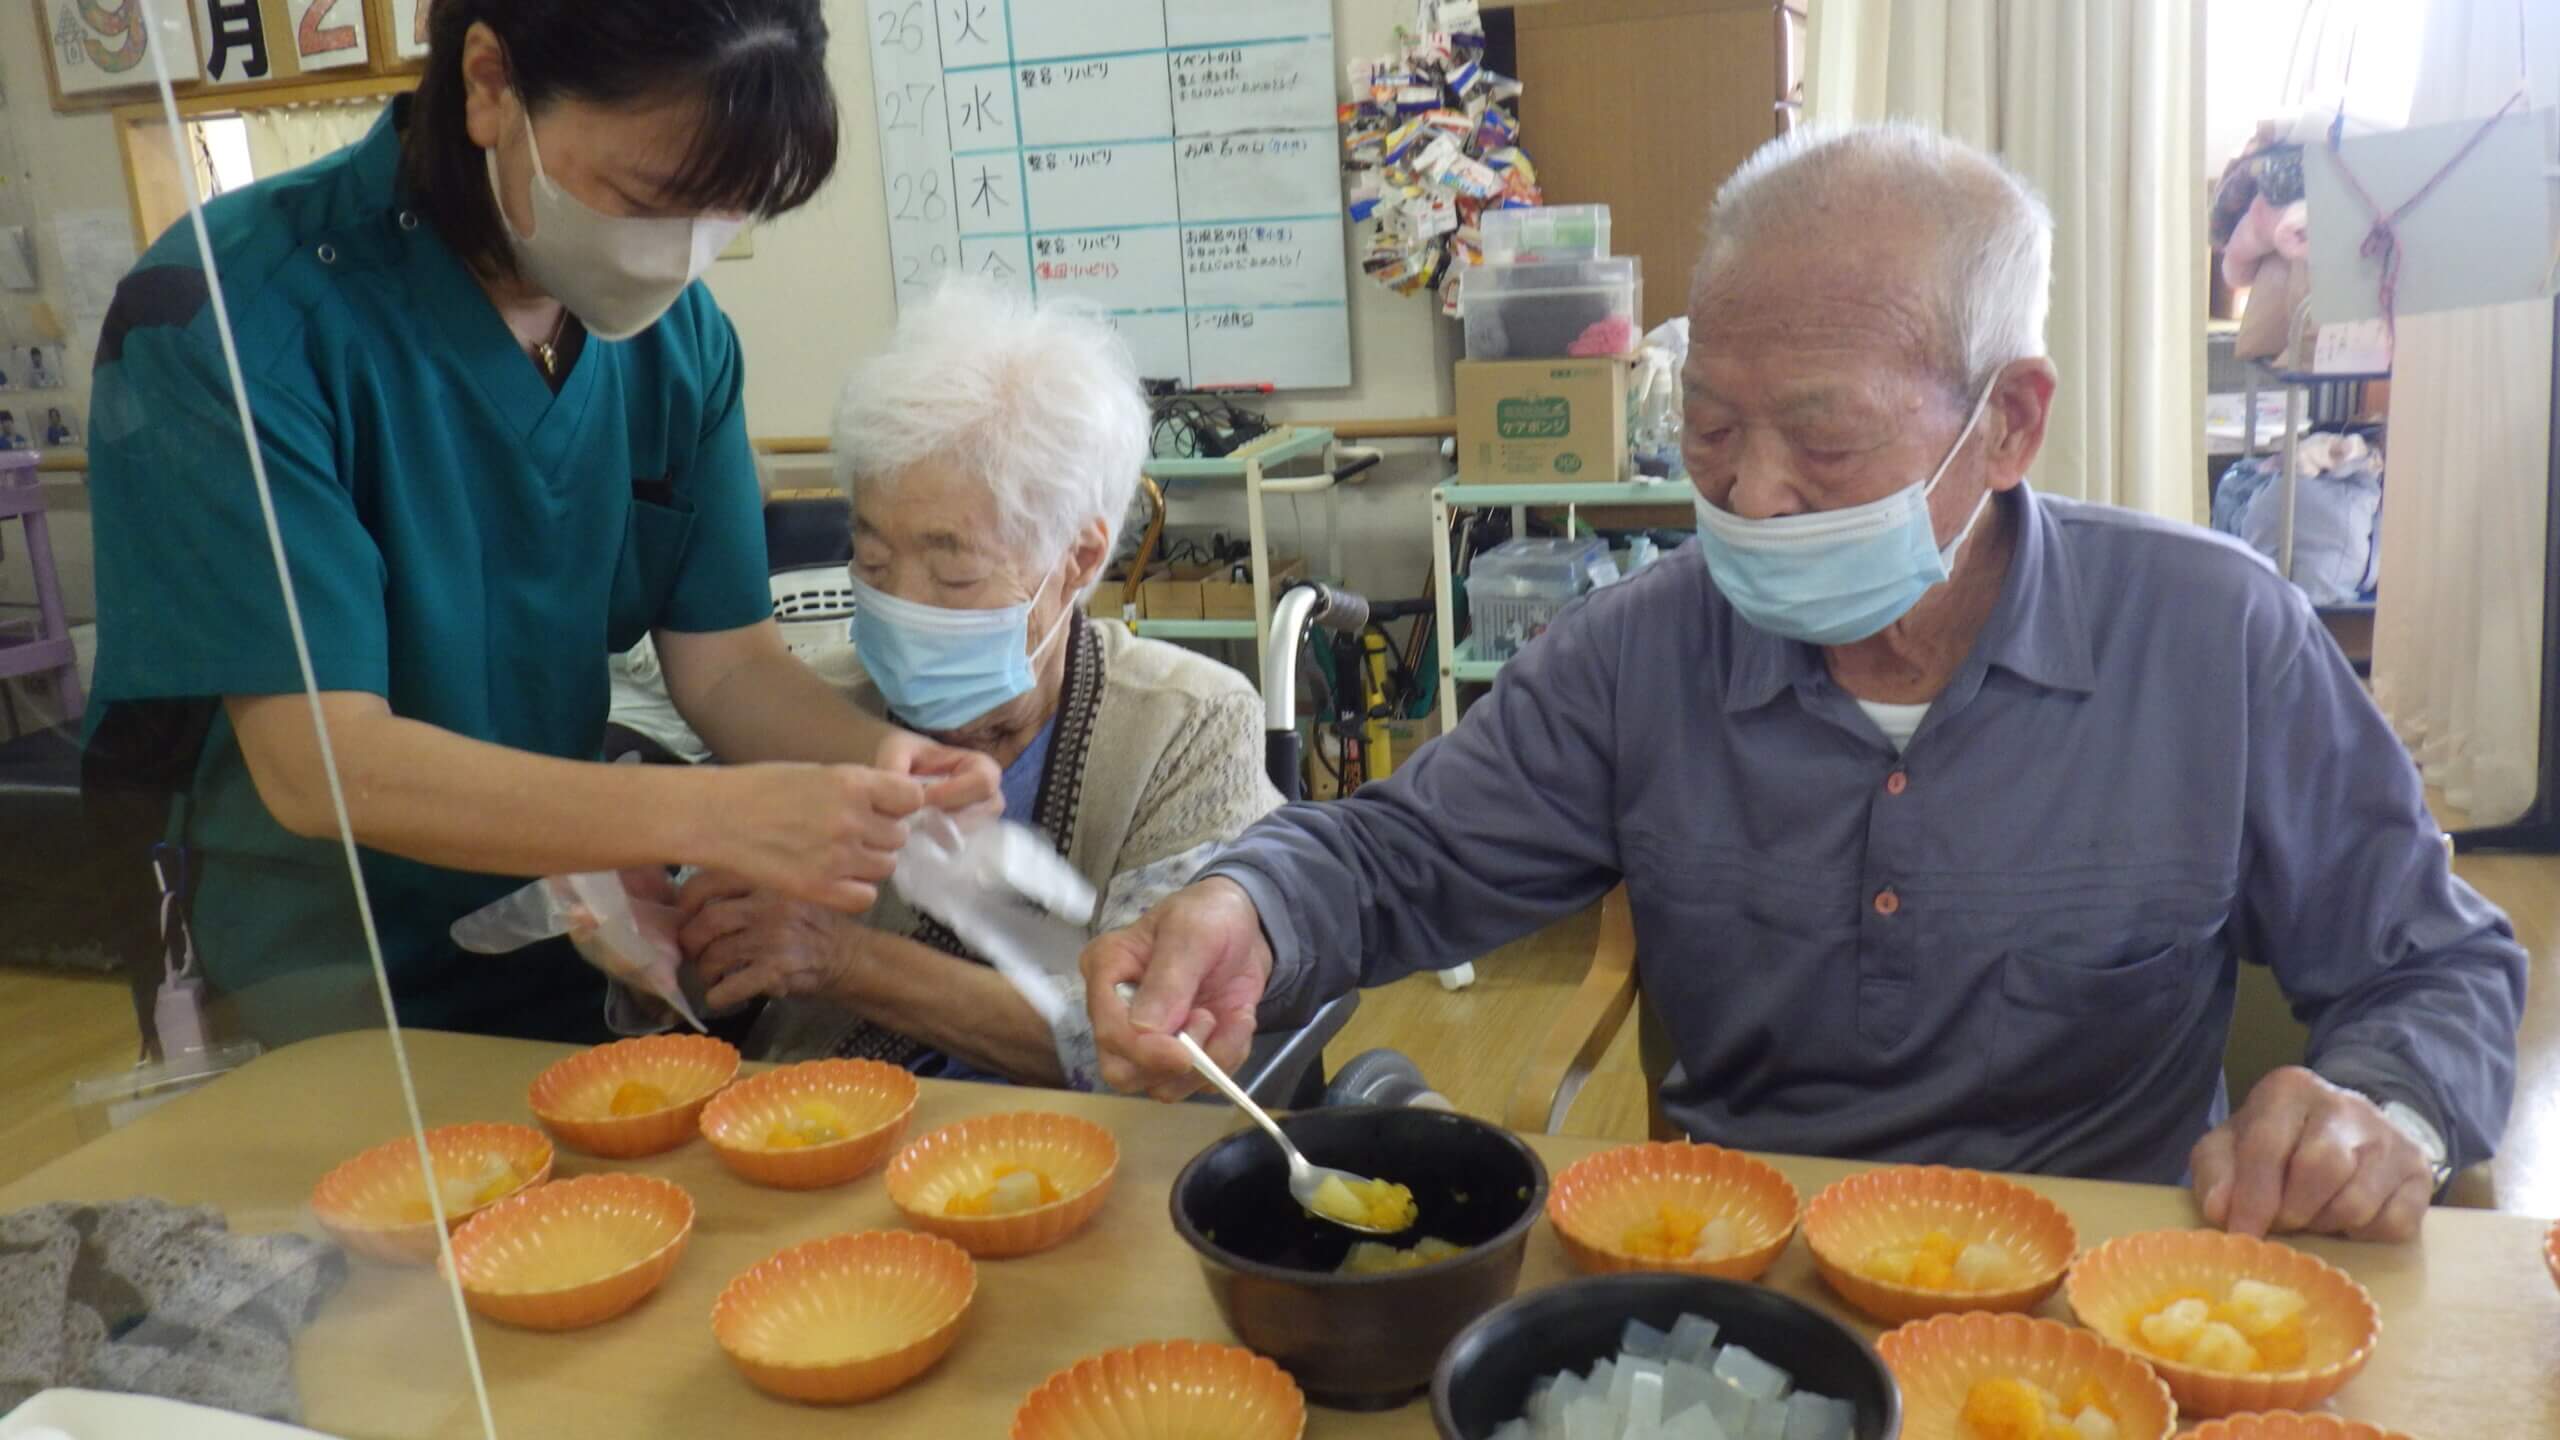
[534,340,558,379]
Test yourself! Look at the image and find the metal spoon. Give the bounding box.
[1115,982,1412,1235]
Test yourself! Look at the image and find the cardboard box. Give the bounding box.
[1087,585,1133,622]
[1200,555,1305,620]
[1139,578,1204,620]
[1456,358,1630,485]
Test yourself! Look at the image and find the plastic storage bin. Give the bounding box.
[1465,537,1615,662]
[1479,204,1612,263]
[1461,257,1643,361]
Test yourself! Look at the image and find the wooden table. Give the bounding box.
[4,1030,2555,1439]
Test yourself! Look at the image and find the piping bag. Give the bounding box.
[891,810,1095,1035]
[451,870,707,1033]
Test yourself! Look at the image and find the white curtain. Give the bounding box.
[2368,0,2558,825]
[1805,0,2204,524]
[241,99,387,182]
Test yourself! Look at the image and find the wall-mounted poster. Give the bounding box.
[196,0,281,86]
[285,0,367,71]
[0,343,68,391]
[40,0,203,109]
[388,0,429,62]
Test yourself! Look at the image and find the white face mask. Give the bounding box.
[485,99,746,341]
[847,565,1077,733]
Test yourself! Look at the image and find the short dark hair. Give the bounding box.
[401,1,840,279]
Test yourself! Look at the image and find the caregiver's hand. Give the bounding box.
[2190,1066,2433,1243]
[711,763,925,912]
[876,728,1003,818]
[1082,878,1272,1102]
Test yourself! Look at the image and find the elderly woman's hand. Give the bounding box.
[677,870,868,1013]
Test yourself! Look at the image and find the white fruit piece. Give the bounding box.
[985,1169,1046,1215]
[1694,1215,1742,1261]
[2186,1320,2262,1373]
[2221,1279,2310,1337]
[2139,1297,2211,1354]
[1953,1240,2015,1290]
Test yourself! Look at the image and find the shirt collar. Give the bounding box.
[1720,482,2099,713]
[348,95,409,210]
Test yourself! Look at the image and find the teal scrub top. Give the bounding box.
[85,101,772,1045]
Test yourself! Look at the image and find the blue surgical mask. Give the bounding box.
[1691,381,2000,646]
[848,568,1073,732]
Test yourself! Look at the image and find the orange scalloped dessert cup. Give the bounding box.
[2187,1415,2417,1440]
[713,1230,978,1405]
[885,1111,1119,1258]
[1876,1310,2176,1440]
[700,1059,919,1189]
[1010,1338,1306,1440]
[2065,1229,2379,1418]
[527,1034,739,1158]
[1544,1142,1800,1282]
[1803,1165,2078,1324]
[448,1172,694,1331]
[310,1122,555,1266]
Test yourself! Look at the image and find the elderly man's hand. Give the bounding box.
[1081,879,1273,1103]
[875,728,1003,818]
[2190,1067,2434,1243]
[677,870,866,1013]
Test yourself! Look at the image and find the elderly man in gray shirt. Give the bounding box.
[1084,125,2525,1244]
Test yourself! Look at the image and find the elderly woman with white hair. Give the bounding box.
[674,282,1281,1085]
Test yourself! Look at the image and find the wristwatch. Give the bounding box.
[2368,1095,2455,1192]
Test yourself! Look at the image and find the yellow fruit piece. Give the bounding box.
[1335,1236,1467,1275]
[608,1081,672,1117]
[762,1098,851,1151]
[1959,1378,2051,1440]
[1961,1375,2123,1440]
[2251,1316,2309,1371]
[1308,1174,1420,1232]
[402,1156,521,1226]
[1867,1230,1982,1287]
[2065,1381,2113,1420]
[1861,1245,1917,1285]
[944,1165,1063,1218]
[458,1155,524,1208]
[1622,1204,1707,1260]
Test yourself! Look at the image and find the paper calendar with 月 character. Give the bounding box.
[865,0,1352,390]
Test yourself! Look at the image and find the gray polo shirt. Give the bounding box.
[1214,486,2524,1183]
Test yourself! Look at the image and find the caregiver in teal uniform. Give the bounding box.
[83,1,993,1046]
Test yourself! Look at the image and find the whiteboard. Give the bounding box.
[865,0,1351,389]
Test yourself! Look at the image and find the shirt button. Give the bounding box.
[1873,888,1901,917]
[1885,770,1909,796]
[316,243,339,264]
[397,210,420,231]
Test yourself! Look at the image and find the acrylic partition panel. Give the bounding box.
[0,5,495,1438]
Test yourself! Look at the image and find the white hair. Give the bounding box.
[833,279,1148,595]
[1695,123,2053,393]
